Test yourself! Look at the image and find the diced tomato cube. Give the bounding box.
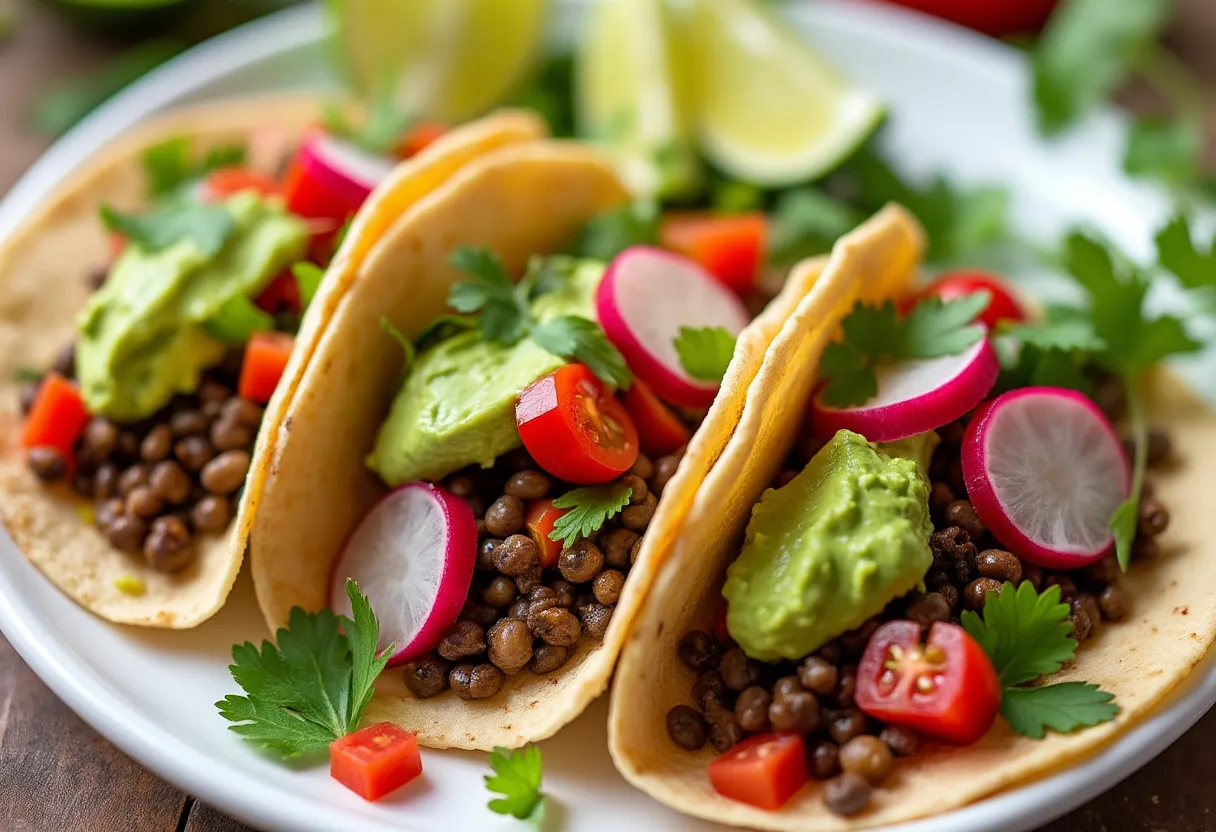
[238,331,295,404]
[22,373,90,463]
[330,722,422,801]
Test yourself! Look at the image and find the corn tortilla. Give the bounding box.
[607,210,1216,829]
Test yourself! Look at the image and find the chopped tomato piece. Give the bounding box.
[22,373,89,462]
[855,620,1001,745]
[623,378,690,457]
[525,498,568,568]
[201,167,281,201]
[659,212,767,295]
[238,331,295,404]
[254,271,302,314]
[330,722,422,801]
[708,733,807,810]
[396,121,447,159]
[515,364,639,484]
[905,270,1028,331]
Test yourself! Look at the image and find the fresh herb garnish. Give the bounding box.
[448,246,632,388]
[549,484,633,545]
[570,200,660,261]
[818,293,990,408]
[414,315,478,352]
[216,579,391,759]
[322,81,413,156]
[1124,117,1204,187]
[961,582,1118,739]
[142,136,247,198]
[291,262,325,308]
[380,317,416,369]
[204,295,275,344]
[1156,214,1216,295]
[767,187,863,265]
[485,745,545,821]
[674,326,736,383]
[13,367,42,383]
[101,202,235,257]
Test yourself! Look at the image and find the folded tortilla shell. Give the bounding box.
[607,209,1216,829]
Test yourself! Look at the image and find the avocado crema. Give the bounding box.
[76,192,308,421]
[723,429,937,661]
[368,260,604,485]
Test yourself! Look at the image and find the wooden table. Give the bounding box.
[1,0,1215,829]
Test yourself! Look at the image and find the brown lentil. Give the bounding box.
[828,709,869,744]
[666,705,708,751]
[768,691,820,734]
[692,670,727,711]
[493,535,539,577]
[807,740,841,780]
[1139,498,1169,537]
[579,603,613,639]
[976,549,1021,584]
[27,447,67,482]
[905,592,951,625]
[944,500,986,539]
[630,535,644,565]
[477,537,501,571]
[1099,583,1130,621]
[507,597,530,621]
[773,676,803,701]
[559,539,603,583]
[438,620,486,661]
[1146,429,1172,466]
[149,460,191,504]
[126,485,164,520]
[1071,608,1094,641]
[834,666,857,708]
[704,701,744,752]
[170,410,209,438]
[485,495,525,537]
[1072,593,1102,632]
[210,417,254,453]
[824,773,872,817]
[174,436,215,472]
[450,663,505,700]
[880,724,919,757]
[143,516,193,572]
[504,470,551,500]
[462,603,500,628]
[552,580,577,608]
[200,450,250,495]
[621,493,657,531]
[602,527,639,569]
[222,396,263,427]
[93,464,119,500]
[530,607,581,646]
[139,425,173,464]
[734,686,772,733]
[620,474,649,505]
[1021,563,1043,591]
[963,577,1003,610]
[117,464,149,496]
[651,454,680,495]
[191,495,232,532]
[593,569,625,605]
[839,735,892,784]
[513,566,542,595]
[798,656,838,696]
[529,644,570,675]
[720,647,761,691]
[487,618,533,673]
[483,576,517,608]
[627,453,654,481]
[1044,573,1077,601]
[403,656,449,698]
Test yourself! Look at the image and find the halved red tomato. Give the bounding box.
[906,270,1028,331]
[659,212,767,296]
[708,732,807,810]
[525,498,568,569]
[330,722,422,801]
[516,364,639,484]
[855,620,1001,745]
[623,378,690,457]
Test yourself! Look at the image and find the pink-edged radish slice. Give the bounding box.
[330,482,476,667]
[285,131,395,224]
[596,246,751,408]
[962,387,1130,569]
[810,336,1000,443]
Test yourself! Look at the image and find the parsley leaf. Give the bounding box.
[292,262,325,308]
[1032,0,1173,135]
[486,746,545,820]
[532,316,633,390]
[1000,683,1120,739]
[142,136,247,198]
[818,294,989,408]
[960,582,1076,687]
[674,326,736,382]
[204,295,275,344]
[1124,117,1204,187]
[216,580,390,759]
[1156,213,1216,294]
[449,246,532,346]
[767,188,863,265]
[549,485,633,545]
[570,200,659,261]
[101,202,234,257]
[322,82,412,156]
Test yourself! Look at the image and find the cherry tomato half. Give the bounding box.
[516,364,639,484]
[525,498,568,569]
[623,378,690,457]
[708,732,808,810]
[909,270,1028,331]
[330,722,422,801]
[855,620,1001,745]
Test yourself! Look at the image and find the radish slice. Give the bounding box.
[596,246,751,408]
[962,387,1130,569]
[330,482,476,667]
[811,336,1000,442]
[288,131,395,222]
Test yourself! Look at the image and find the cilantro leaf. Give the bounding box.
[1156,214,1216,293]
[818,296,988,408]
[1124,117,1203,187]
[1032,0,1173,135]
[449,246,531,346]
[997,342,1094,396]
[204,295,275,344]
[142,136,247,198]
[712,179,764,214]
[674,326,737,382]
[1001,682,1120,739]
[292,262,325,308]
[341,579,392,726]
[486,746,545,820]
[322,82,412,156]
[960,581,1077,687]
[1110,496,1139,571]
[415,314,478,352]
[570,200,659,261]
[215,695,335,758]
[101,202,234,257]
[531,316,633,390]
[549,485,633,545]
[1003,318,1106,353]
[767,188,863,265]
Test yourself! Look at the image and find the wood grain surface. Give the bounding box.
[1,0,1214,830]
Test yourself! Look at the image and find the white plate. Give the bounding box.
[1,3,1213,832]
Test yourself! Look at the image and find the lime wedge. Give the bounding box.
[329,0,548,123]
[575,0,699,198]
[692,0,884,186]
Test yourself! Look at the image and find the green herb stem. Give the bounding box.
[1137,46,1209,122]
[1124,371,1149,515]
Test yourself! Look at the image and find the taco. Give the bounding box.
[248,120,918,748]
[0,95,546,629]
[608,208,1216,828]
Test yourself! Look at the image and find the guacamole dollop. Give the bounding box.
[76,192,308,421]
[367,260,604,486]
[723,429,937,661]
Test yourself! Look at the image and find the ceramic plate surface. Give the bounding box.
[1,3,1213,831]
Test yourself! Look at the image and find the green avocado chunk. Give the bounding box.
[75,192,308,421]
[723,429,937,661]
[367,260,604,486]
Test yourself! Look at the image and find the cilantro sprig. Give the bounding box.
[216,579,392,759]
[549,484,633,545]
[448,246,632,389]
[674,326,737,383]
[818,293,990,408]
[962,582,1119,739]
[101,202,235,257]
[141,136,247,198]
[486,745,545,821]
[322,82,413,156]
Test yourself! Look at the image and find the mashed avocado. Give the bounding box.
[76,192,308,421]
[367,260,604,485]
[723,430,937,661]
